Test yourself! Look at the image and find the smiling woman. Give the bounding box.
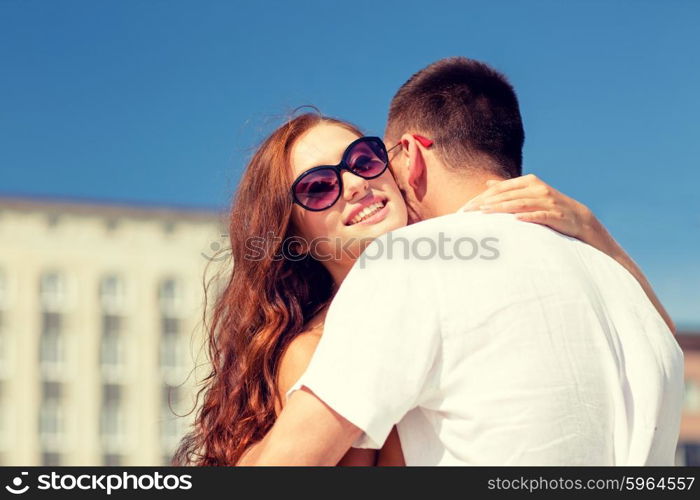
[171,112,408,466]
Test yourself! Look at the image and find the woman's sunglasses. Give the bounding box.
[291,136,391,212]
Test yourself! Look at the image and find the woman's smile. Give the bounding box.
[344,196,389,226]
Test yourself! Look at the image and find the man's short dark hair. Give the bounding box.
[386,57,524,178]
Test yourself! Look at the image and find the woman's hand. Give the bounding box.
[461,174,595,241]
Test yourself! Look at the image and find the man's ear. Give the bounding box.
[400,133,428,201]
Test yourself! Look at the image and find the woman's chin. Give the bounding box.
[345,215,405,243]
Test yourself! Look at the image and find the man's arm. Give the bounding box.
[238,387,362,466]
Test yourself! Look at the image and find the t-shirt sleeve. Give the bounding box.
[286,236,442,449]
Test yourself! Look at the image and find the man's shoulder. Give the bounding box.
[351,212,522,279]
[402,211,506,231]
[383,211,536,238]
[369,211,568,253]
[353,210,599,288]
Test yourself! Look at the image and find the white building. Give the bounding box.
[0,195,227,465]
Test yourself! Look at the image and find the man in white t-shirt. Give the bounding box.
[240,57,683,465]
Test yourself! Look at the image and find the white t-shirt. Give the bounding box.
[287,212,684,465]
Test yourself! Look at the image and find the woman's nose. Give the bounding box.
[341,171,369,203]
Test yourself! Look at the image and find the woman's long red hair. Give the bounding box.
[172,113,363,465]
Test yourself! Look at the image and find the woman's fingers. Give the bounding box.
[477,187,554,209]
[482,174,538,195]
[459,173,580,239]
[480,198,548,214]
[463,174,545,210]
[515,210,570,234]
[462,180,518,209]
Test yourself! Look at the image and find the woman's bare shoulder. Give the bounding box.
[275,305,328,411]
[279,332,321,386]
[275,326,323,414]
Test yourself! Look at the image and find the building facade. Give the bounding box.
[0,196,226,465]
[676,331,700,466]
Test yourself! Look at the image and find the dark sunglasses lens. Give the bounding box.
[294,168,340,210]
[346,139,388,178]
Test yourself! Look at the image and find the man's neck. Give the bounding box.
[430,173,505,217]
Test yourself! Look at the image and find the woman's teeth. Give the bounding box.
[349,201,386,225]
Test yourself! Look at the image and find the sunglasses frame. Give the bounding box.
[291,136,390,212]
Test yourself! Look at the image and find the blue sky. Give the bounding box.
[1,0,698,327]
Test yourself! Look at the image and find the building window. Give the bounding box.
[100,315,124,374]
[0,271,6,376]
[42,381,62,399]
[39,402,62,438]
[46,213,60,228]
[0,312,6,379]
[38,393,63,452]
[39,312,64,380]
[159,278,186,450]
[40,272,67,312]
[162,316,179,336]
[160,319,181,370]
[41,452,61,466]
[100,275,126,382]
[162,221,176,235]
[103,453,122,466]
[39,268,65,453]
[159,278,183,317]
[0,381,6,452]
[681,443,700,467]
[160,384,184,459]
[41,451,61,467]
[159,278,184,383]
[39,313,61,362]
[105,218,120,233]
[100,384,125,454]
[684,380,700,413]
[40,272,67,380]
[0,270,7,309]
[100,275,125,315]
